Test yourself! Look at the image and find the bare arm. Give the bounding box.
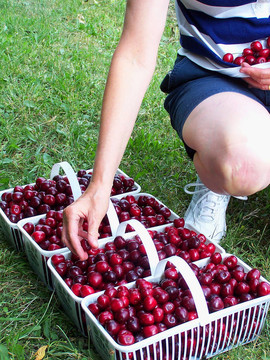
[62,0,170,259]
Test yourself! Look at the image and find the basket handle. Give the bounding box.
[50,161,82,201]
[116,219,160,276]
[107,200,120,237]
[154,256,210,326]
[50,161,119,237]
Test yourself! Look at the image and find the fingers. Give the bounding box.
[62,206,89,260]
[61,192,109,260]
[240,62,270,90]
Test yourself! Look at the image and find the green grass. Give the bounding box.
[0,0,269,359]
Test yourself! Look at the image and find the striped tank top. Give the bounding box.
[175,0,270,76]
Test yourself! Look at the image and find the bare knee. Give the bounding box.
[195,143,270,196]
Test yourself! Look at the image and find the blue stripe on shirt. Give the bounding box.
[196,0,255,6]
[180,35,239,67]
[178,2,270,44]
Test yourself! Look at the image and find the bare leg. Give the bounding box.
[183,92,270,196]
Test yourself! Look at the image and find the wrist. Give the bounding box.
[82,178,112,201]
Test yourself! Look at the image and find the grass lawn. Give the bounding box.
[0,0,269,359]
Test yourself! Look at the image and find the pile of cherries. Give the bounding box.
[23,210,65,251]
[51,241,151,298]
[150,218,215,263]
[50,219,214,298]
[81,194,174,240]
[0,170,137,223]
[223,37,270,65]
[89,255,270,348]
[76,170,137,197]
[113,195,172,227]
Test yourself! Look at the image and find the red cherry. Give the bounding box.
[95,260,110,274]
[152,307,164,323]
[210,252,222,265]
[250,41,262,53]
[234,56,245,65]
[188,311,198,321]
[142,325,159,338]
[257,281,270,297]
[215,270,231,284]
[235,282,250,295]
[54,262,68,277]
[114,307,130,324]
[105,319,121,337]
[223,255,238,270]
[223,295,238,308]
[111,298,124,312]
[174,306,189,323]
[245,55,256,65]
[64,278,73,288]
[242,48,254,57]
[98,310,114,325]
[48,244,61,251]
[259,48,270,58]
[138,312,155,326]
[189,248,200,262]
[71,283,82,297]
[51,254,65,266]
[223,53,234,63]
[163,313,177,328]
[23,222,34,234]
[126,316,140,333]
[231,269,245,282]
[129,289,141,305]
[256,56,266,64]
[246,268,261,282]
[80,284,95,297]
[143,295,157,312]
[173,217,185,228]
[87,271,103,288]
[97,294,111,309]
[88,303,100,317]
[11,204,22,215]
[32,230,46,243]
[179,228,191,240]
[209,296,224,312]
[117,330,135,346]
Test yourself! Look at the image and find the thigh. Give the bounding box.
[163,57,267,159]
[183,91,270,194]
[183,91,270,155]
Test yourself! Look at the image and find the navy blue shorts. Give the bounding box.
[161,56,270,159]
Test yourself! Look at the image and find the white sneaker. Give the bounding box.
[184,177,231,242]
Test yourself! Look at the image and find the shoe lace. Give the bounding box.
[184,182,228,221]
[184,181,248,200]
[184,180,246,222]
[184,181,207,195]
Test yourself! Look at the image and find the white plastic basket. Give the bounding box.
[18,199,119,291]
[0,161,82,251]
[47,219,160,336]
[143,222,226,264]
[0,163,140,251]
[81,254,270,360]
[0,190,25,250]
[112,192,179,226]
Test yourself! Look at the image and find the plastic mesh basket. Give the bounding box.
[47,219,160,335]
[0,162,141,251]
[81,255,270,360]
